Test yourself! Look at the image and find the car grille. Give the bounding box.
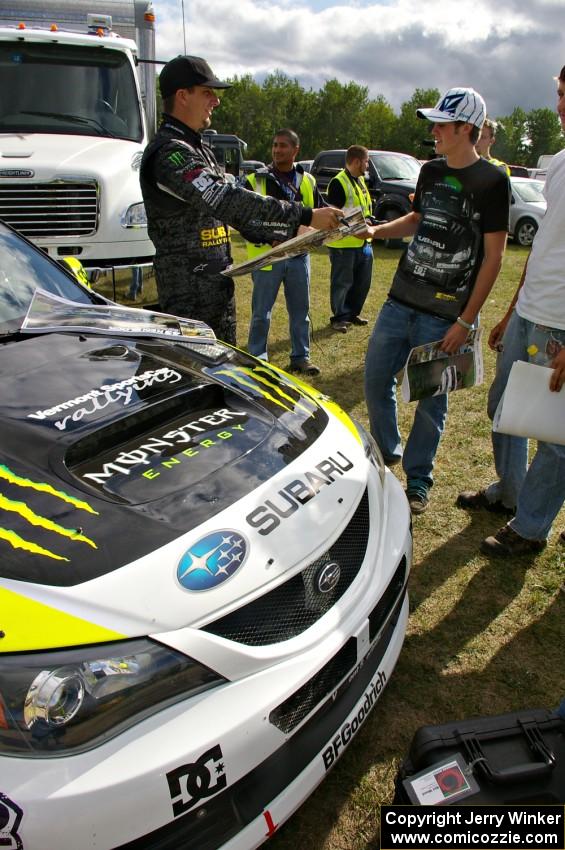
[369,556,408,641]
[270,638,358,733]
[270,556,409,734]
[203,488,370,646]
[0,181,98,237]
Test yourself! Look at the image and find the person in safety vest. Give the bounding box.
[326,145,374,332]
[140,57,342,346]
[244,128,326,376]
[59,256,90,288]
[475,117,511,176]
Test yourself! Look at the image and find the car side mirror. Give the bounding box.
[364,173,375,189]
[511,195,515,205]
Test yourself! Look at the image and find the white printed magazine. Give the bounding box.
[21,289,217,344]
[401,327,484,402]
[223,207,368,277]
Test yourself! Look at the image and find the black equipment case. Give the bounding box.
[394,708,565,805]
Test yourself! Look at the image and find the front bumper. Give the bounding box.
[119,590,409,850]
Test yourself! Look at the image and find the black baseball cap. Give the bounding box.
[159,55,231,98]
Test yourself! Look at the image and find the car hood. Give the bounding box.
[1,331,333,587]
[1,332,369,650]
[380,178,417,192]
[516,201,546,215]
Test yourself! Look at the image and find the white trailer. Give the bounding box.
[0,0,156,275]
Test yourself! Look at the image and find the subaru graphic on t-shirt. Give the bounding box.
[389,158,510,320]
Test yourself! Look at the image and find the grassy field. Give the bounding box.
[100,238,564,849]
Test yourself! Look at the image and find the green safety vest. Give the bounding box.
[488,156,511,177]
[326,170,372,248]
[60,256,90,288]
[246,170,316,270]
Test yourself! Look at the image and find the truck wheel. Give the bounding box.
[382,210,405,249]
[514,218,538,247]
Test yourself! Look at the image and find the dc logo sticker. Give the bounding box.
[167,745,227,817]
[438,92,465,116]
[177,530,248,591]
[0,793,23,850]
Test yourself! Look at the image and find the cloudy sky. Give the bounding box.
[153,0,565,119]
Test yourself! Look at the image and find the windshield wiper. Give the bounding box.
[19,111,115,138]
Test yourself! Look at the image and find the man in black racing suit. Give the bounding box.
[140,55,342,345]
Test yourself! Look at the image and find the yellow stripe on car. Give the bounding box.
[0,586,125,652]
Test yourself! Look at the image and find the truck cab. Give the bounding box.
[202,130,247,179]
[0,1,156,275]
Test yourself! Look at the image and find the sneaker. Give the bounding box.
[480,524,547,557]
[288,358,321,377]
[350,316,369,326]
[406,479,430,515]
[331,321,349,333]
[456,489,515,516]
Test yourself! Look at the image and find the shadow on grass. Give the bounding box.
[269,517,563,850]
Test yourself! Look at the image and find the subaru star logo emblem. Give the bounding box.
[177,530,248,591]
[316,561,341,594]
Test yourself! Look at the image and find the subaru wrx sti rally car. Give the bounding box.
[0,221,411,850]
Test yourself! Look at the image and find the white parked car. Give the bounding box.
[509,177,546,246]
[0,221,412,850]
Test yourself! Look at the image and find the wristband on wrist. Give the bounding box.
[456,316,473,330]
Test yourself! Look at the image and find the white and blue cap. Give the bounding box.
[417,87,486,128]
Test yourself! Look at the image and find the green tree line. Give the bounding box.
[203,72,564,166]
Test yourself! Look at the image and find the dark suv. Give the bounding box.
[311,149,421,245]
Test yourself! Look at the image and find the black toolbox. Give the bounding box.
[394,708,565,805]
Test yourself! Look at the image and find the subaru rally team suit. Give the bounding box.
[140,115,314,345]
[244,165,325,365]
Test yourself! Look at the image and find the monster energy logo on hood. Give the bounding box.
[80,408,247,486]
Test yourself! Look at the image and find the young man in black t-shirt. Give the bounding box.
[364,87,510,514]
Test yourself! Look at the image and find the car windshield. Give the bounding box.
[512,180,546,203]
[0,42,143,141]
[370,153,421,180]
[0,223,94,334]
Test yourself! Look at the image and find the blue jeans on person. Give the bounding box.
[485,310,565,540]
[329,244,373,323]
[247,254,311,363]
[364,298,452,488]
[129,266,143,298]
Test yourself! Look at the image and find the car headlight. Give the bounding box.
[0,638,226,757]
[351,417,386,485]
[121,202,147,228]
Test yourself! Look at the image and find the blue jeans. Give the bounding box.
[247,254,311,362]
[485,310,565,540]
[129,266,143,298]
[329,244,373,323]
[364,298,452,487]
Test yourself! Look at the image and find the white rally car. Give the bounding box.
[0,221,412,850]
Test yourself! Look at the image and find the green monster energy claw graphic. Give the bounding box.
[0,464,98,563]
[213,364,316,417]
[168,151,188,167]
[0,465,99,514]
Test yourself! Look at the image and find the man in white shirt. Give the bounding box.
[457,65,565,556]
